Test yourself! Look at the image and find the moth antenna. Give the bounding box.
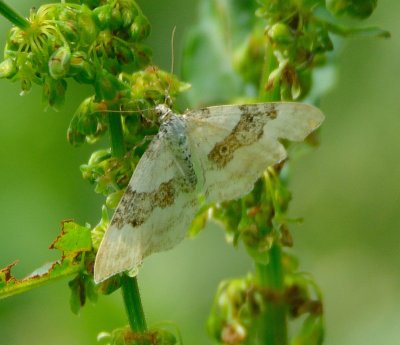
[170,25,177,77]
[162,25,177,108]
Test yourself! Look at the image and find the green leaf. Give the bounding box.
[327,0,377,19]
[291,315,324,345]
[0,220,93,300]
[68,271,98,314]
[50,221,92,255]
[181,0,245,106]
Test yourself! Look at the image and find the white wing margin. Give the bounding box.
[184,103,324,203]
[94,136,198,283]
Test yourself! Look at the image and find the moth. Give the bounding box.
[94,102,324,283]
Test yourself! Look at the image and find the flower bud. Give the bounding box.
[0,58,17,79]
[130,15,151,41]
[70,51,96,83]
[42,76,67,110]
[49,46,71,79]
[67,96,107,145]
[268,22,294,45]
[110,6,123,30]
[93,4,113,29]
[95,69,129,100]
[121,2,139,27]
[113,40,134,65]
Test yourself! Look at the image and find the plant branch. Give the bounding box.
[107,112,147,333]
[259,43,280,102]
[108,113,126,158]
[121,273,147,332]
[0,1,30,30]
[255,41,288,345]
[256,245,287,345]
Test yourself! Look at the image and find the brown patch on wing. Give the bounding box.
[208,104,277,169]
[111,178,184,230]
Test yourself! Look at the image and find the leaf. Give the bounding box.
[50,220,92,255]
[314,7,390,38]
[181,0,245,106]
[326,22,390,38]
[68,271,98,314]
[0,220,93,300]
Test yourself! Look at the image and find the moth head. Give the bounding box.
[154,104,173,123]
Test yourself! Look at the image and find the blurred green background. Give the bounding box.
[0,1,399,344]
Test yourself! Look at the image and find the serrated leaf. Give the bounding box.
[50,220,92,255]
[0,220,93,299]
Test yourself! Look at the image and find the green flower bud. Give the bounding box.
[292,315,324,345]
[121,2,139,27]
[101,58,122,75]
[91,205,109,251]
[88,149,112,166]
[130,15,151,41]
[70,51,96,83]
[81,0,100,9]
[110,7,123,30]
[67,123,86,146]
[95,69,129,100]
[49,46,71,79]
[19,79,30,95]
[208,277,257,344]
[268,22,294,45]
[327,0,377,19]
[57,20,79,43]
[42,76,67,110]
[93,4,113,30]
[99,327,177,345]
[113,40,134,64]
[67,96,108,145]
[77,8,98,45]
[130,43,152,70]
[0,58,17,79]
[106,190,124,209]
[152,329,177,345]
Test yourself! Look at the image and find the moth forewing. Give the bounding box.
[94,102,324,283]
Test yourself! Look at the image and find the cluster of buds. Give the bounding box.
[97,326,178,345]
[256,0,334,100]
[208,166,291,264]
[234,0,380,101]
[77,67,189,200]
[0,0,151,109]
[208,256,324,345]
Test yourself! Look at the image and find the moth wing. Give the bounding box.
[185,103,324,203]
[94,136,199,283]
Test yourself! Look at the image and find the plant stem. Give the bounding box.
[0,1,30,30]
[256,40,288,345]
[259,43,280,102]
[107,112,147,333]
[256,245,287,345]
[121,274,148,332]
[108,113,126,158]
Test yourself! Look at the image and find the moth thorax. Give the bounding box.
[155,104,173,123]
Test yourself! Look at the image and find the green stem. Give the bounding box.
[121,274,147,332]
[256,41,288,345]
[0,1,30,29]
[108,112,126,158]
[256,245,287,345]
[107,112,147,333]
[259,43,280,102]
